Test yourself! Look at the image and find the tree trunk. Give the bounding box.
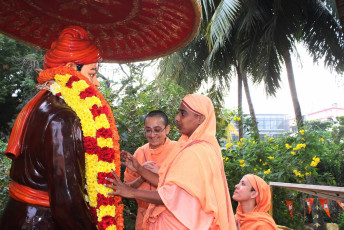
[242,70,259,140]
[237,65,243,139]
[284,50,304,130]
[335,0,344,32]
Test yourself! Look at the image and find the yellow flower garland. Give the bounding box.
[45,67,123,230]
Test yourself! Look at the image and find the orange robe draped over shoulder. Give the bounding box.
[124,138,176,230]
[235,174,278,230]
[143,94,237,230]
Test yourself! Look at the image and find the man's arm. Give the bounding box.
[121,150,159,187]
[105,171,163,205]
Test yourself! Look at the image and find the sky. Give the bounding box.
[100,44,344,118]
[223,44,344,117]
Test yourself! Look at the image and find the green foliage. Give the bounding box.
[0,35,44,138]
[99,63,186,228]
[221,111,344,228]
[0,139,10,216]
[339,212,344,230]
[332,116,344,144]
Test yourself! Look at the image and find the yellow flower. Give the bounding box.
[299,130,305,135]
[252,141,256,145]
[319,138,324,142]
[267,156,275,160]
[55,74,72,87]
[285,144,292,149]
[240,138,245,142]
[97,137,114,148]
[302,138,305,141]
[268,137,274,142]
[293,143,306,151]
[238,142,244,147]
[98,205,116,222]
[293,170,304,178]
[95,114,110,129]
[226,143,233,149]
[238,159,245,164]
[264,135,269,138]
[291,151,296,155]
[264,169,271,174]
[72,80,89,93]
[310,156,320,167]
[306,172,312,176]
[240,163,246,168]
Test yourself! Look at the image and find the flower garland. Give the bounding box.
[43,66,123,230]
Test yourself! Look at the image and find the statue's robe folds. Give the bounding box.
[0,91,96,230]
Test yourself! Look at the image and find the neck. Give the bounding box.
[240,199,256,213]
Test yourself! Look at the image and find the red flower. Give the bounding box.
[96,128,112,138]
[98,216,116,230]
[98,147,115,163]
[66,76,80,88]
[80,86,97,99]
[56,92,62,97]
[90,105,110,119]
[97,172,114,185]
[83,137,100,155]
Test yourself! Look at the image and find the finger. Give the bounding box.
[104,183,117,190]
[105,177,117,184]
[111,170,121,182]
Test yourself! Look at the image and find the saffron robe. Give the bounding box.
[235,174,278,230]
[124,138,176,230]
[143,94,237,230]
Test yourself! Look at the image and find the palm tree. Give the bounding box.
[225,0,344,130]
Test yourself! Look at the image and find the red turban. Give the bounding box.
[44,26,102,69]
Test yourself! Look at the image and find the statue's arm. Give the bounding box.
[45,110,97,230]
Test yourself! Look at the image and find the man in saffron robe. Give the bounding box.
[233,174,278,230]
[0,26,121,229]
[106,94,237,229]
[124,110,176,230]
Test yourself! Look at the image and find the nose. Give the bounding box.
[175,113,180,122]
[92,76,100,87]
[235,184,239,189]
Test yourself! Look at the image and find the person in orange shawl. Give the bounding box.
[106,94,237,229]
[232,174,278,230]
[0,26,123,230]
[123,110,176,230]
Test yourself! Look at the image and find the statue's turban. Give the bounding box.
[44,26,102,69]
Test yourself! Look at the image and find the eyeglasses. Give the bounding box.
[144,127,166,135]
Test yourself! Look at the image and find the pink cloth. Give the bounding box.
[149,184,216,230]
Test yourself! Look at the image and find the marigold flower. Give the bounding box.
[285,144,292,149]
[299,130,305,135]
[264,169,271,174]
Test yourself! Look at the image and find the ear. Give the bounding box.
[66,62,77,69]
[250,190,258,200]
[165,124,171,134]
[197,115,205,124]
